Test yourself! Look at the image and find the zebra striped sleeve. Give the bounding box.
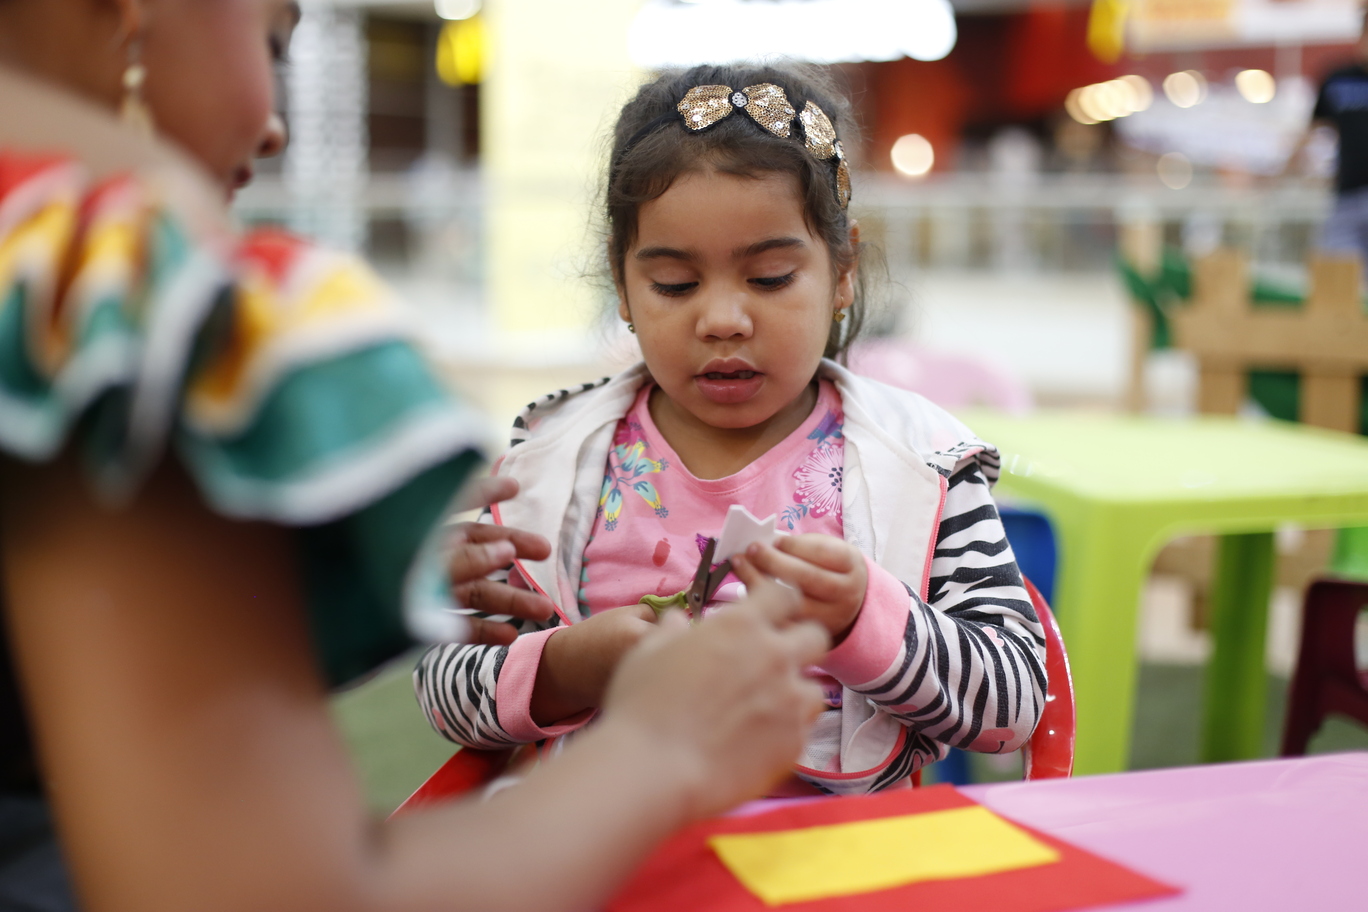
[850,459,1047,755]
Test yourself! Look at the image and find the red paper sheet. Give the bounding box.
[608,785,1181,912]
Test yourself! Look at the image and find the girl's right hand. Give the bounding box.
[602,568,830,821]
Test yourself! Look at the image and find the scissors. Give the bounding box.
[686,537,732,619]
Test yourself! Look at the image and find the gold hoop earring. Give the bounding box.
[832,311,846,324]
[120,37,154,137]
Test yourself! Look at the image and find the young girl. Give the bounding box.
[417,63,1047,795]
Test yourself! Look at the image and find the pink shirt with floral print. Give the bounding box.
[494,379,920,746]
[576,379,846,616]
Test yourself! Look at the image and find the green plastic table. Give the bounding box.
[959,411,1368,776]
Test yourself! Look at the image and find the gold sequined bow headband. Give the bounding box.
[676,83,852,209]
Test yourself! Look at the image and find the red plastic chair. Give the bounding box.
[392,577,1074,816]
[392,746,525,816]
[1021,577,1075,779]
[909,577,1074,784]
[1280,579,1368,756]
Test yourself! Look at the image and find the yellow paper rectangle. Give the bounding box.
[707,805,1061,906]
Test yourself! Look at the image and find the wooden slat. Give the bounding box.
[1170,309,1368,369]
[1166,249,1366,427]
[1127,306,1152,413]
[1197,362,1244,415]
[1192,248,1249,316]
[1119,220,1163,275]
[1301,369,1362,433]
[1307,256,1362,318]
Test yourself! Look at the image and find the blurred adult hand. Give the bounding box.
[602,563,830,822]
[449,476,556,645]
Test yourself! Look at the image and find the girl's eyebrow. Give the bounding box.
[635,246,695,262]
[634,237,806,263]
[734,237,805,259]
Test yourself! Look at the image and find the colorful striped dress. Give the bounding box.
[0,138,485,808]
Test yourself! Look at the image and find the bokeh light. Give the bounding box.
[628,0,957,68]
[1083,82,1122,120]
[1065,88,1098,125]
[1119,75,1154,112]
[1163,71,1206,108]
[1235,69,1277,104]
[435,0,481,21]
[1065,76,1153,125]
[1157,152,1193,189]
[891,134,935,177]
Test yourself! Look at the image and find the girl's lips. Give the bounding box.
[695,369,764,404]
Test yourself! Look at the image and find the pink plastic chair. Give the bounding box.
[392,577,1073,815]
[847,338,1034,415]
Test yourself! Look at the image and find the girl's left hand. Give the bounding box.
[732,534,867,641]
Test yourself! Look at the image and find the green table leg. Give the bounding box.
[1200,531,1275,763]
[1332,525,1368,579]
[1049,510,1155,776]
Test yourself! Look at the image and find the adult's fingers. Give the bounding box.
[728,559,803,624]
[724,561,830,660]
[654,607,690,635]
[452,475,519,515]
[629,607,690,660]
[457,520,552,562]
[776,619,832,667]
[453,578,556,621]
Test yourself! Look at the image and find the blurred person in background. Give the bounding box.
[0,2,829,911]
[1287,9,1368,263]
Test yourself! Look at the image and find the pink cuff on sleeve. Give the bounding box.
[819,556,912,688]
[495,627,596,742]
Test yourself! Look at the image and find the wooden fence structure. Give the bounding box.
[1173,250,1368,434]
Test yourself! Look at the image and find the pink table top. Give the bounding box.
[959,753,1368,910]
[731,753,1368,910]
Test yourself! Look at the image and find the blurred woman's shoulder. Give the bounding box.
[0,63,490,686]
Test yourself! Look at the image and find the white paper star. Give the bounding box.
[714,504,780,562]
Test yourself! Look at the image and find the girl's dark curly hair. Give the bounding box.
[605,62,866,360]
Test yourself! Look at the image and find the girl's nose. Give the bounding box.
[696,290,753,340]
[257,113,288,160]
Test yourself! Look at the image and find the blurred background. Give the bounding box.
[238,0,1358,427]
[243,0,1368,811]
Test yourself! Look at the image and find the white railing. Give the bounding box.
[855,173,1333,279]
[233,170,1336,294]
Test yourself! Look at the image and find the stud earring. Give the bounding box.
[120,36,154,137]
[832,311,847,324]
[627,323,636,334]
